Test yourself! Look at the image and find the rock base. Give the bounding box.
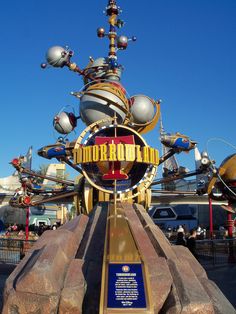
[2,202,235,314]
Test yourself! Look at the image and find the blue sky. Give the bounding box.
[0,0,235,179]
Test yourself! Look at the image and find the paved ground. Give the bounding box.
[0,263,16,311]
[202,263,236,309]
[0,262,235,311]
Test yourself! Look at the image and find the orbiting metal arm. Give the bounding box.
[151,169,204,187]
[37,141,83,175]
[158,148,176,166]
[29,190,79,207]
[151,189,197,195]
[11,158,75,187]
[59,157,83,175]
[9,189,79,208]
[9,148,85,208]
[65,61,100,82]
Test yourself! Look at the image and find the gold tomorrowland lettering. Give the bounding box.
[73,144,159,165]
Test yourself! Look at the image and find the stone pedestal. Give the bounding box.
[2,202,235,314]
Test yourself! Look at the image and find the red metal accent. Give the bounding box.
[103,161,128,180]
[227,212,236,263]
[95,135,134,180]
[11,158,19,166]
[227,213,233,238]
[23,196,31,205]
[25,206,30,241]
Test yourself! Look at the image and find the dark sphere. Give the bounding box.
[41,63,47,69]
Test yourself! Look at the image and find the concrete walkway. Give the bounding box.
[202,263,236,309]
[0,263,16,311]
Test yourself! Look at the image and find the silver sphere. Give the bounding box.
[80,82,128,127]
[117,36,128,50]
[129,95,155,124]
[53,111,77,134]
[46,46,70,68]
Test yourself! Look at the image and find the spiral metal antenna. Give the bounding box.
[106,0,121,59]
[96,0,136,77]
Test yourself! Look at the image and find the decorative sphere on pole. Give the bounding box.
[117,36,128,50]
[46,46,71,68]
[97,27,106,38]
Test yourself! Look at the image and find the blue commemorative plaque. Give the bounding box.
[107,263,147,308]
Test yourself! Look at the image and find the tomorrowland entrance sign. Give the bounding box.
[73,141,159,166]
[73,122,159,195]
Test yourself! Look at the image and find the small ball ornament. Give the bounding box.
[97,27,105,38]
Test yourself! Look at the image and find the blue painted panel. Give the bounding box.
[107,263,147,309]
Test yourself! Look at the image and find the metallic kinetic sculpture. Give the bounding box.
[9,0,236,220]
[10,0,162,214]
[5,1,236,313]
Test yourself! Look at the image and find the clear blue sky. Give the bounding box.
[0,0,236,178]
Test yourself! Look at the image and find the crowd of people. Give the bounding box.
[175,226,197,257]
[4,223,26,238]
[1,222,60,239]
[175,226,199,257]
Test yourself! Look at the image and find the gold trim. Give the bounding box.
[83,180,94,214]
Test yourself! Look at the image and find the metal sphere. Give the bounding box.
[97,27,105,38]
[46,46,70,68]
[80,82,128,127]
[41,63,47,69]
[53,111,77,134]
[117,36,128,50]
[129,95,155,124]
